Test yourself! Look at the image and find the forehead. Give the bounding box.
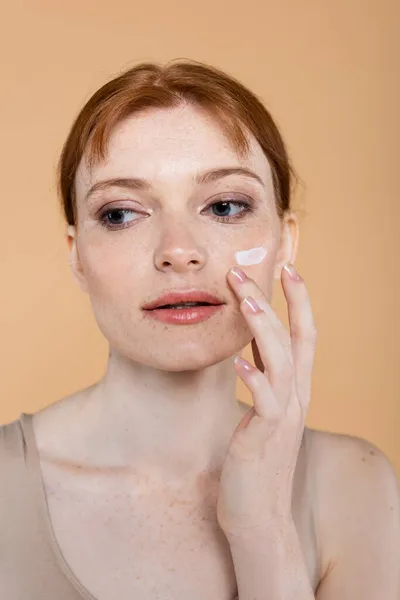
[76,104,273,193]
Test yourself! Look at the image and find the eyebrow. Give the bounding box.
[84,167,265,203]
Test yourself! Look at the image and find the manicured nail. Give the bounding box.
[230,267,247,283]
[243,296,260,313]
[234,356,255,372]
[283,262,302,282]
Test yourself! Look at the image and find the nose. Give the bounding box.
[153,220,207,273]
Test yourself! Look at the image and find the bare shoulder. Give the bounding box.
[306,426,400,515]
[305,427,400,587]
[306,426,398,474]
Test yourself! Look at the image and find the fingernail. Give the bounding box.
[234,356,255,372]
[243,296,260,313]
[283,262,302,282]
[230,267,247,283]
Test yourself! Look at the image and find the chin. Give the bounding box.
[95,308,254,372]
[119,338,252,373]
[146,353,230,372]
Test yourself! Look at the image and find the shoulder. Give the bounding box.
[0,417,25,460]
[306,427,400,522]
[306,426,399,491]
[306,428,400,583]
[0,417,31,516]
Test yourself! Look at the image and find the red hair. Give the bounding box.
[57,59,298,226]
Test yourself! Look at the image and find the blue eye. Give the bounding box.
[99,208,138,229]
[205,200,252,221]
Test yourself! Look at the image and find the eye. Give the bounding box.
[99,208,139,230]
[98,197,255,230]
[204,199,253,221]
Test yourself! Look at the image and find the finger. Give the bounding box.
[239,296,293,411]
[233,356,282,428]
[228,268,294,408]
[228,268,293,364]
[281,264,317,410]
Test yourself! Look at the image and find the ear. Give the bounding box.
[66,225,89,294]
[273,212,299,280]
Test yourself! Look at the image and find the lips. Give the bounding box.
[142,290,225,311]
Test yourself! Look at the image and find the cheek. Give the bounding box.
[78,245,143,343]
[79,242,143,296]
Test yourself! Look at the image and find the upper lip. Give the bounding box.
[142,290,226,310]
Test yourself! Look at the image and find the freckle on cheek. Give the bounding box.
[234,246,269,266]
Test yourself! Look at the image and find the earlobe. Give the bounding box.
[273,213,299,280]
[66,225,89,293]
[66,225,75,253]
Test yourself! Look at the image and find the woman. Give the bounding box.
[1,59,399,600]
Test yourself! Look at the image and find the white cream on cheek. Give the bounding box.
[234,245,268,266]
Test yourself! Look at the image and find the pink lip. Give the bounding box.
[143,304,225,325]
[142,290,225,311]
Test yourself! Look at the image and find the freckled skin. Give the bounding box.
[69,105,295,373]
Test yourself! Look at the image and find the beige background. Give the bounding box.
[1,1,399,477]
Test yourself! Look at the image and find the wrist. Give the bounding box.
[222,514,295,546]
[226,517,314,600]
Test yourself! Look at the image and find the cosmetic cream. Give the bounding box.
[234,245,268,266]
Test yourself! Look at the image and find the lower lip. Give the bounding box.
[143,304,224,324]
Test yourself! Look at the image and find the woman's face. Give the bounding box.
[69,104,297,371]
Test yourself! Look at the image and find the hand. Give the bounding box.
[216,262,317,540]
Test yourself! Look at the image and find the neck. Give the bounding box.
[58,348,247,486]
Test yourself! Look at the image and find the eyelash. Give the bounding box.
[98,199,255,230]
